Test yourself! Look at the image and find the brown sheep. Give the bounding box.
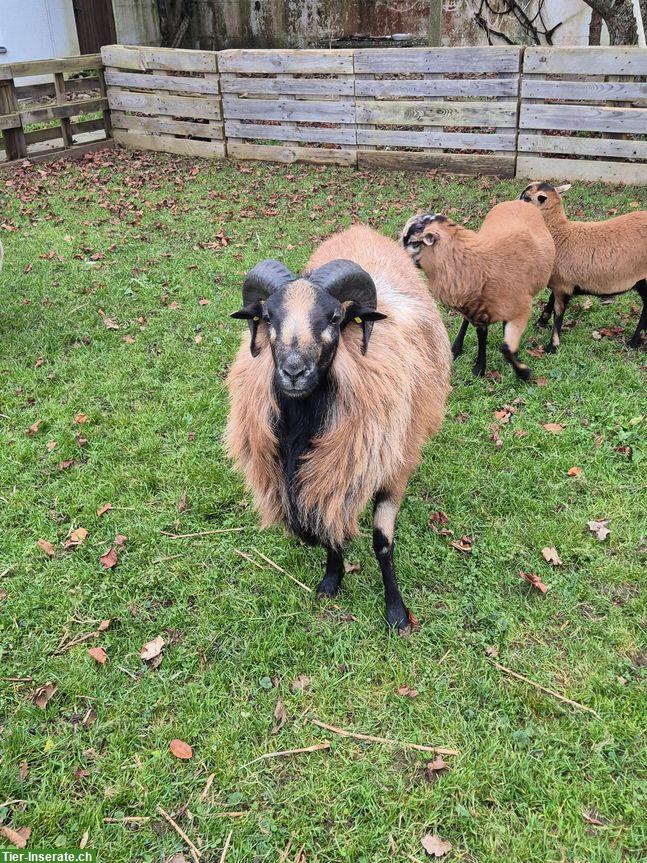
[401,201,555,380]
[226,224,451,631]
[520,182,647,352]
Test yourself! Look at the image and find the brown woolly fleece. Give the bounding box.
[225,224,452,548]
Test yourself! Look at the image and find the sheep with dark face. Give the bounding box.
[226,225,451,632]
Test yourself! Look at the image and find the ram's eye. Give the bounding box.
[330,309,342,325]
[262,311,271,323]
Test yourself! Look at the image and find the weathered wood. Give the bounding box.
[356,99,516,127]
[520,102,647,135]
[354,47,521,75]
[0,112,21,131]
[518,133,647,160]
[223,95,353,123]
[357,129,515,151]
[220,74,354,97]
[522,77,647,102]
[524,47,647,76]
[107,89,220,120]
[0,79,26,160]
[7,55,102,77]
[228,140,356,166]
[112,111,223,139]
[104,69,220,95]
[15,77,101,103]
[54,72,73,148]
[516,154,647,184]
[358,150,514,176]
[0,137,114,171]
[72,117,108,138]
[356,77,519,98]
[102,45,217,73]
[225,120,354,145]
[0,67,13,82]
[25,125,63,146]
[114,128,225,158]
[98,67,112,139]
[20,97,108,125]
[218,49,353,75]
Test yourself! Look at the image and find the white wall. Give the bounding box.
[0,0,80,65]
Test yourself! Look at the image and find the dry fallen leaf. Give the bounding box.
[178,491,187,513]
[587,519,611,541]
[19,761,28,781]
[141,635,165,662]
[86,646,106,665]
[271,699,288,735]
[98,619,111,631]
[33,682,57,709]
[0,588,7,601]
[535,377,548,387]
[46,440,57,453]
[343,561,361,574]
[450,535,473,554]
[198,298,211,306]
[64,526,88,550]
[96,502,112,517]
[422,834,453,857]
[1,825,30,849]
[99,547,118,569]
[567,466,582,477]
[25,419,43,437]
[541,546,562,566]
[169,738,193,760]
[114,533,127,548]
[485,644,499,658]
[74,413,88,424]
[79,830,89,850]
[543,422,564,434]
[426,756,448,774]
[397,684,419,698]
[582,809,605,826]
[57,458,76,472]
[291,674,311,694]
[519,571,548,594]
[37,538,55,558]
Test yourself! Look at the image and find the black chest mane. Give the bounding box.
[274,378,336,543]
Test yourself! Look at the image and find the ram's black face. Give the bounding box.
[264,279,344,399]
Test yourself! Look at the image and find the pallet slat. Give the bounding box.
[523,47,647,76]
[218,49,353,74]
[357,129,516,150]
[522,78,647,102]
[356,78,518,98]
[223,95,353,123]
[227,140,355,165]
[518,133,647,160]
[220,74,354,96]
[520,102,647,134]
[358,150,515,176]
[356,100,516,127]
[225,120,354,145]
[102,45,217,73]
[107,88,221,121]
[114,128,225,157]
[20,97,108,125]
[354,47,521,74]
[517,154,647,184]
[112,111,223,139]
[104,69,220,95]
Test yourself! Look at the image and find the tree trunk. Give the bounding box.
[582,0,638,45]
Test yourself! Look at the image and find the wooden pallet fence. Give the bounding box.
[219,49,356,166]
[102,45,224,158]
[517,47,647,185]
[0,54,111,166]
[354,46,521,177]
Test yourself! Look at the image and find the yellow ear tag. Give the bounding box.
[253,315,260,321]
[354,316,362,324]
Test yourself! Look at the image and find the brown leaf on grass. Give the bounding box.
[343,561,360,574]
[169,738,193,760]
[489,423,503,449]
[543,422,564,434]
[194,334,202,344]
[103,317,120,330]
[426,756,448,778]
[587,519,610,541]
[527,346,545,358]
[46,439,57,453]
[96,502,112,517]
[567,466,582,477]
[494,407,513,423]
[198,298,211,306]
[19,761,28,781]
[76,435,88,447]
[88,646,107,665]
[33,682,57,709]
[397,684,419,698]
[421,834,453,857]
[99,547,118,569]
[25,419,43,436]
[455,411,470,423]
[582,809,605,826]
[450,535,473,554]
[519,571,548,594]
[291,675,311,694]
[428,510,449,529]
[141,635,165,662]
[98,619,111,631]
[485,644,499,657]
[407,608,421,631]
[122,334,135,344]
[1,825,30,849]
[541,546,562,566]
[64,526,88,550]
[37,538,55,558]
[35,357,44,369]
[535,376,548,387]
[0,588,7,600]
[514,428,529,437]
[57,458,76,471]
[271,699,288,735]
[114,533,127,548]
[74,413,88,424]
[178,491,187,513]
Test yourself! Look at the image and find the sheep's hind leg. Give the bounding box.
[317,546,344,599]
[451,317,469,359]
[537,292,554,328]
[471,325,488,377]
[373,491,409,632]
[628,279,647,349]
[501,314,532,381]
[546,291,571,354]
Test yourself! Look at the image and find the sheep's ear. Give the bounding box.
[555,183,572,195]
[349,308,388,355]
[422,232,437,246]
[231,304,263,357]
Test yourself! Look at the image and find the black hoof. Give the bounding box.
[515,364,532,381]
[316,576,341,599]
[471,364,486,378]
[537,316,550,329]
[627,336,642,349]
[386,604,411,633]
[545,342,557,355]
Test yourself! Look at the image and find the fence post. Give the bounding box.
[513,46,525,180]
[0,69,27,161]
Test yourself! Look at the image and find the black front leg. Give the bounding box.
[628,279,647,349]
[373,493,409,632]
[537,293,554,329]
[316,545,344,599]
[451,317,470,360]
[472,325,488,377]
[546,293,571,354]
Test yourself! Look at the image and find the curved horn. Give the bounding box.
[242,259,297,306]
[308,259,377,310]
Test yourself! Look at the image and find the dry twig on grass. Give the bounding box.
[243,741,331,768]
[311,719,459,756]
[219,830,232,863]
[161,528,244,539]
[156,806,201,863]
[487,659,601,718]
[253,549,312,593]
[199,772,215,803]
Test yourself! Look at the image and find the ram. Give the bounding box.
[401,201,555,380]
[520,182,647,352]
[226,225,451,632]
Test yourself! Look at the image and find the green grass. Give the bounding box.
[0,151,645,863]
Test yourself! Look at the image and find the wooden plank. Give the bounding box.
[357,129,515,150]
[355,77,519,98]
[225,120,354,145]
[0,112,21,131]
[516,154,647,184]
[107,89,220,120]
[0,79,27,160]
[358,150,514,176]
[15,77,100,103]
[8,55,102,77]
[101,45,217,73]
[520,102,647,134]
[218,49,353,75]
[71,117,107,137]
[223,96,353,123]
[518,133,647,160]
[20,97,108,125]
[114,129,225,158]
[112,111,223,139]
[0,67,13,82]
[220,74,354,97]
[98,67,112,139]
[54,72,73,148]
[354,47,521,75]
[356,99,516,127]
[523,47,647,76]
[25,125,63,145]
[0,137,114,171]
[522,78,647,102]
[104,69,220,95]
[227,140,356,166]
